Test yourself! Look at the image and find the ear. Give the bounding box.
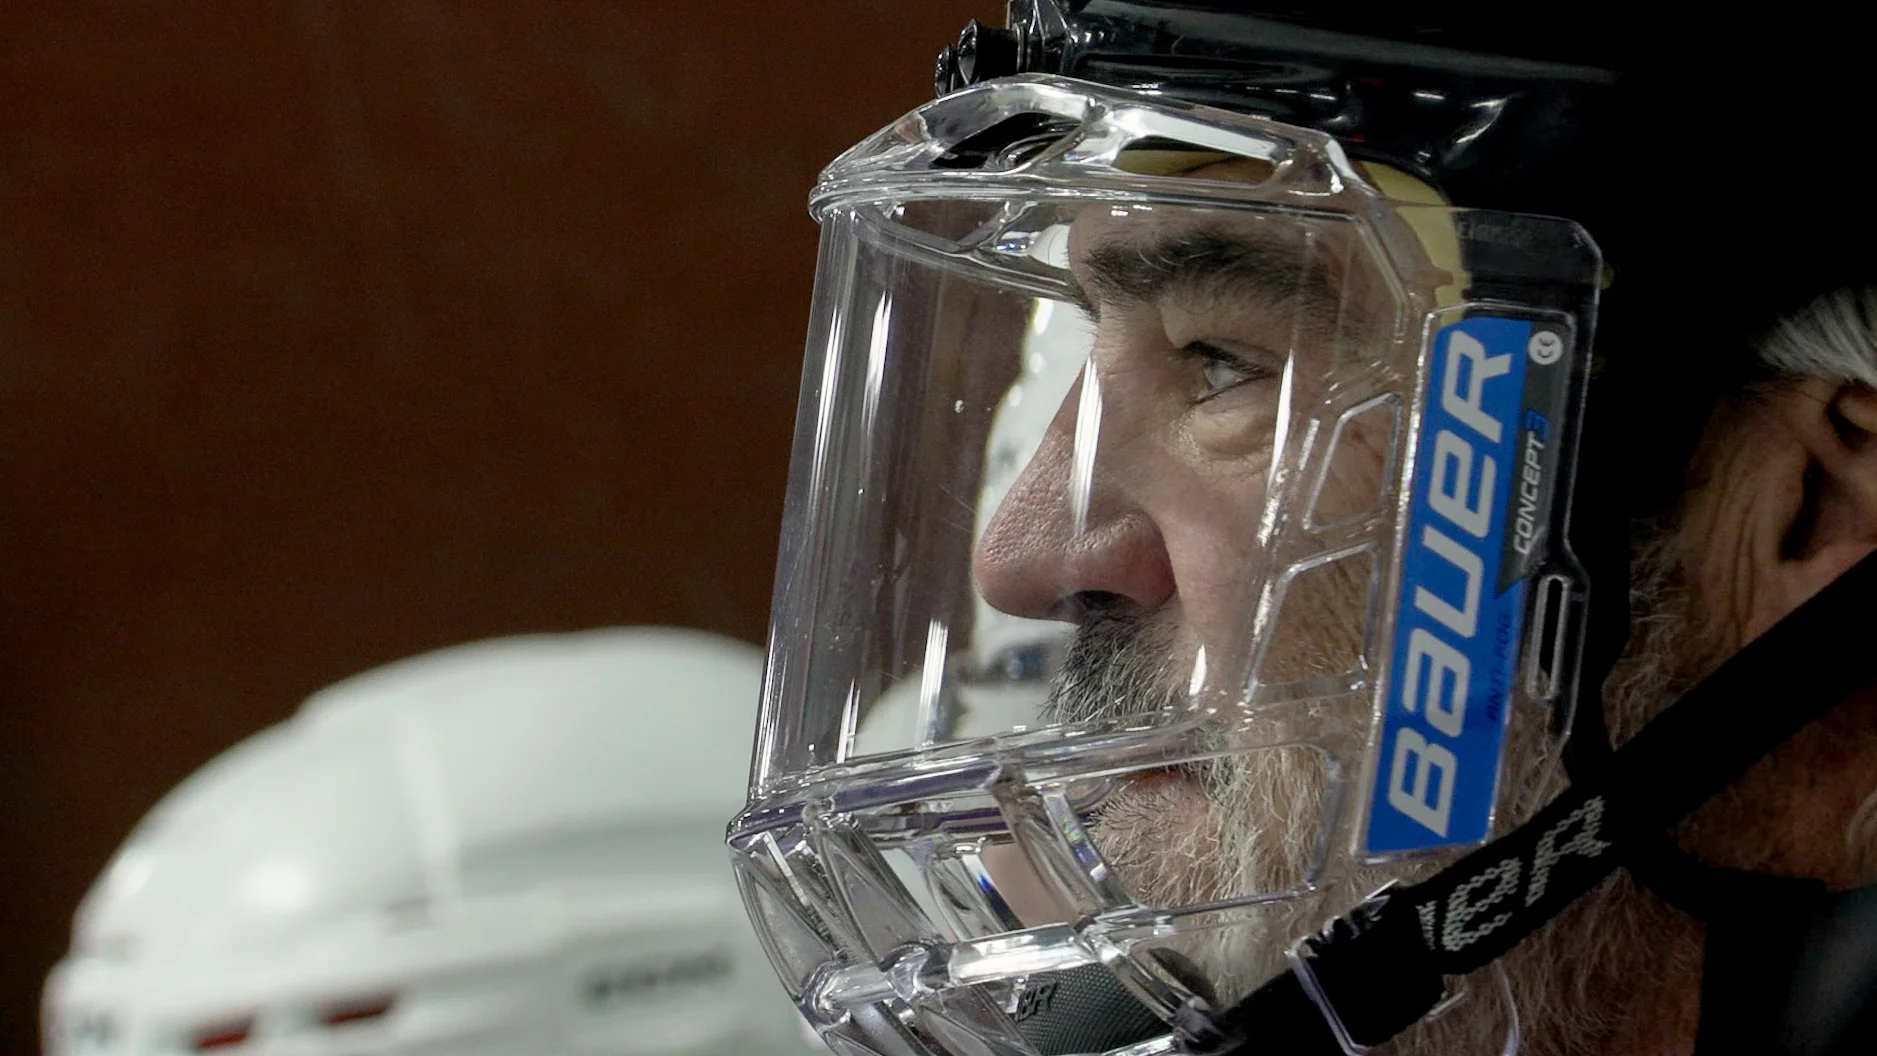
[1705,379,1877,643]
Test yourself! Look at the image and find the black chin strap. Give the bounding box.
[1187,549,1877,1055]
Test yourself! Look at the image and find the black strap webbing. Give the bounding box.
[1199,550,1877,1054]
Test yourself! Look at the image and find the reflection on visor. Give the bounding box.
[737,76,1598,1056]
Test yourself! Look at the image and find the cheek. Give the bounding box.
[1679,430,1797,650]
[1188,396,1285,458]
[1145,416,1386,684]
[1150,452,1272,646]
[1310,411,1394,525]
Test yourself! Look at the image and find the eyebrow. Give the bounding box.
[1070,228,1343,327]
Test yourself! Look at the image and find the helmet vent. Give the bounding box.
[931,113,1077,172]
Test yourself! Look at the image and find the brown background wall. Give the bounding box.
[0,3,992,1050]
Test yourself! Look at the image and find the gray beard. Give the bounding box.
[1041,604,1182,726]
[1042,524,1724,1054]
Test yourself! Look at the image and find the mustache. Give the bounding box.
[1041,601,1186,725]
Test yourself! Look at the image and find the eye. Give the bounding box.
[1183,341,1278,399]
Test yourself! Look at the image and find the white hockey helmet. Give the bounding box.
[43,627,824,1056]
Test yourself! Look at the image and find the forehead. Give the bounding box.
[1066,158,1279,253]
[1058,159,1452,329]
[1062,155,1446,259]
[1061,159,1365,302]
[1063,213,1363,327]
[1066,205,1329,270]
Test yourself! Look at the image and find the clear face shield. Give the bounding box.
[733,78,1600,1056]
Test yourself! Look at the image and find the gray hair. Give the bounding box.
[1756,285,1877,387]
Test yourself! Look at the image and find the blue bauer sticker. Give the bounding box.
[1365,315,1533,855]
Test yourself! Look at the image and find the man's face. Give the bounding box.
[967,173,1414,999]
[973,177,1401,714]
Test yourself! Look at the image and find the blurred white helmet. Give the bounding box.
[43,627,824,1056]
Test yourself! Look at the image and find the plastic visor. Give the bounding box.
[734,78,1600,1055]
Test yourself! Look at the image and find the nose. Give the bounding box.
[972,374,1176,621]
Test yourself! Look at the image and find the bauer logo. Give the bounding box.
[1365,316,1533,855]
